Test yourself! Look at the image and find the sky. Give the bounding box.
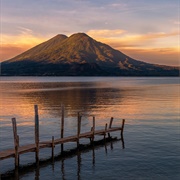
[0,0,179,66]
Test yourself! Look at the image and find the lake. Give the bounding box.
[0,77,179,179]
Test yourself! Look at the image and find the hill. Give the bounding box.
[1,33,179,76]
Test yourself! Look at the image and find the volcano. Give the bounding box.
[1,33,179,76]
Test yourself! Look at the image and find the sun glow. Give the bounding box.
[1,29,48,61]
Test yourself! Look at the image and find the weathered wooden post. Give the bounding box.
[12,118,19,167]
[52,136,55,159]
[92,116,95,143]
[77,112,81,147]
[104,123,108,153]
[104,123,107,140]
[34,105,39,162]
[90,116,95,143]
[61,104,64,153]
[121,119,125,138]
[120,119,125,149]
[108,117,113,138]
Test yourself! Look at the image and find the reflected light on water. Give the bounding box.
[0,78,179,128]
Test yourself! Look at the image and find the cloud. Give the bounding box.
[0,28,47,61]
[17,26,33,34]
[0,45,30,61]
[109,3,127,8]
[1,28,46,46]
[87,29,126,37]
[121,47,179,66]
[88,30,178,49]
[173,21,180,25]
[137,31,179,40]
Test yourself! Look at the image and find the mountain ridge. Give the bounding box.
[1,32,179,76]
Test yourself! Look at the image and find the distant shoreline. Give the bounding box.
[0,75,179,77]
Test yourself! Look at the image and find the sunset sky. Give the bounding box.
[1,0,179,66]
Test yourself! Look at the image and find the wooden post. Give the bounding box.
[34,105,39,162]
[77,112,81,147]
[108,117,113,138]
[121,119,125,138]
[92,117,95,142]
[104,124,108,154]
[61,104,64,153]
[109,117,113,128]
[52,136,55,159]
[77,112,79,147]
[104,123,107,140]
[12,118,19,167]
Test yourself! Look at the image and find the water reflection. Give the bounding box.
[61,159,65,180]
[1,80,172,124]
[1,139,124,180]
[1,83,126,116]
[1,78,179,126]
[35,162,40,180]
[77,150,81,180]
[0,81,133,129]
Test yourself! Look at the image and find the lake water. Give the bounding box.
[0,77,179,179]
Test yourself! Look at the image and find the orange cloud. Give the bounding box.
[98,31,178,48]
[1,28,47,61]
[137,31,179,40]
[2,33,45,47]
[87,29,178,47]
[120,47,179,66]
[0,45,30,61]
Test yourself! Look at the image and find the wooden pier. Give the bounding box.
[0,105,125,169]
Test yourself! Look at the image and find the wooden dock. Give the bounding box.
[0,105,125,169]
